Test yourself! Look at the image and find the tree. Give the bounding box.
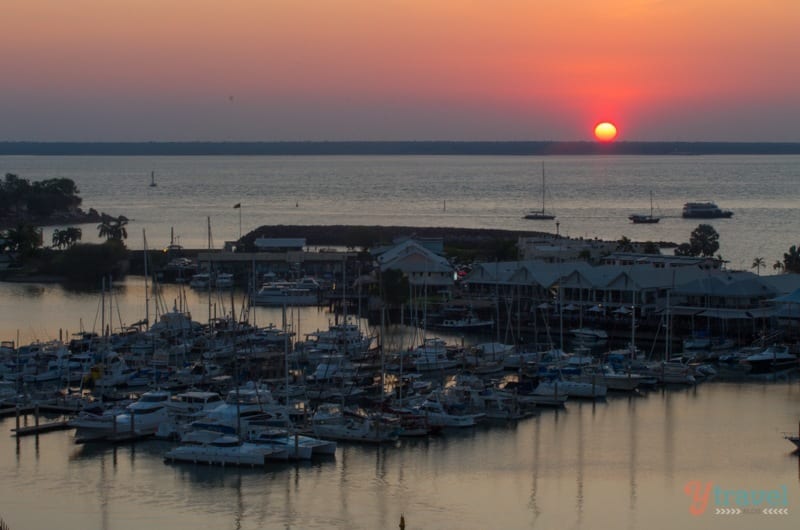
[616,236,634,253]
[688,224,720,257]
[773,260,785,273]
[642,241,660,254]
[783,245,800,273]
[1,223,42,255]
[97,215,129,242]
[751,257,765,276]
[52,227,82,249]
[674,243,694,257]
[56,239,129,282]
[378,268,409,308]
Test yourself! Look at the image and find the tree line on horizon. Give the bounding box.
[2,141,800,156]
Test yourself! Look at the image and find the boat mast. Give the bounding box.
[541,162,546,214]
[143,228,150,331]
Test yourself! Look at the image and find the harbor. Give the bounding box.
[2,154,800,528]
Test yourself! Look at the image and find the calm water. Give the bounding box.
[1,382,798,529]
[2,154,800,270]
[1,155,800,528]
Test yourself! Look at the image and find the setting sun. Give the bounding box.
[594,122,618,142]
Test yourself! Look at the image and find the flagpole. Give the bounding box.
[234,203,242,239]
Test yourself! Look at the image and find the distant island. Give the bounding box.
[2,141,800,156]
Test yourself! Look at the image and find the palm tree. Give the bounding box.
[97,215,129,242]
[773,260,784,273]
[783,245,800,273]
[3,223,41,255]
[751,257,765,276]
[52,228,67,249]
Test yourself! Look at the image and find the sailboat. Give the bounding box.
[628,191,660,223]
[523,162,556,220]
[149,171,157,187]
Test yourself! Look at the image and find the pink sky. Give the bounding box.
[2,0,799,141]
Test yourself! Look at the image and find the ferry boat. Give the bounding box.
[681,201,733,219]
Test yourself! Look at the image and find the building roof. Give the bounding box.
[254,238,306,250]
[378,239,452,273]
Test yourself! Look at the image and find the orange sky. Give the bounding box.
[2,0,799,141]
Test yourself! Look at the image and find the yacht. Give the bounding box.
[681,201,733,218]
[433,312,494,331]
[70,389,171,443]
[252,281,319,306]
[569,327,609,342]
[164,431,287,466]
[414,391,484,427]
[247,426,337,458]
[188,272,211,289]
[311,403,400,443]
[299,322,374,358]
[214,272,235,288]
[741,345,798,374]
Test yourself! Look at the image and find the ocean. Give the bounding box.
[0,154,799,529]
[2,154,799,270]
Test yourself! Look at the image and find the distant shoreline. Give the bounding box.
[2,141,800,156]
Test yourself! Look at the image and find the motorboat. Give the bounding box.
[299,322,374,358]
[188,273,211,289]
[311,403,400,443]
[252,281,319,306]
[214,272,235,288]
[569,328,609,342]
[638,360,696,385]
[164,431,287,466]
[408,338,460,372]
[569,365,647,392]
[71,389,171,443]
[247,427,337,458]
[414,392,484,427]
[741,345,798,374]
[534,379,607,399]
[188,383,293,435]
[681,201,733,219]
[307,354,356,383]
[156,390,225,440]
[433,312,493,331]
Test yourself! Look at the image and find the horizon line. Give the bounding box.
[2,140,800,156]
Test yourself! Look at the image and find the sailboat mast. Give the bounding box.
[541,162,546,213]
[143,229,150,331]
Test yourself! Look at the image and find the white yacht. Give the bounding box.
[164,431,287,466]
[71,389,171,443]
[311,403,400,443]
[247,427,337,459]
[252,281,319,306]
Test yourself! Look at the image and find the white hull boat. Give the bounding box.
[164,432,287,466]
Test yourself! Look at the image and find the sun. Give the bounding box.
[594,122,618,142]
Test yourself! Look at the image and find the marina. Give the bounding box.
[1,154,800,529]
